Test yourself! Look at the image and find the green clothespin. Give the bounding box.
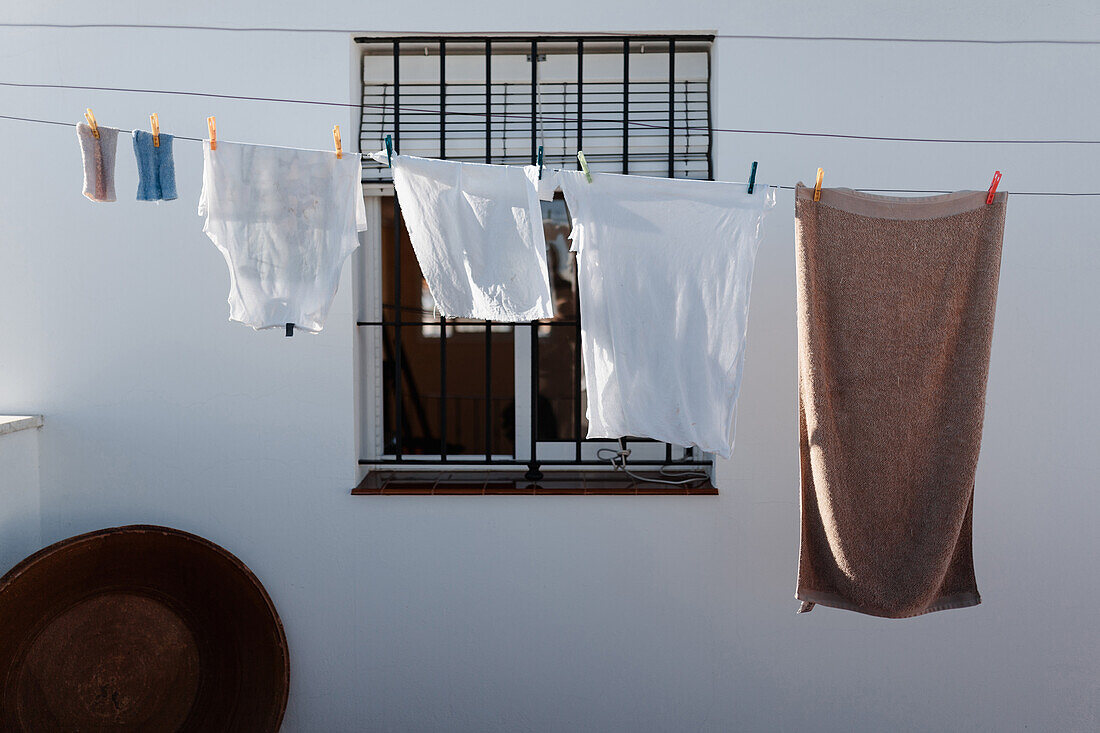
[577,151,592,183]
[385,134,393,167]
[537,145,544,180]
[747,161,757,194]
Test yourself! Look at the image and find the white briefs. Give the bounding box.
[199,141,367,332]
[380,152,554,322]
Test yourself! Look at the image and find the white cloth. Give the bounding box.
[376,152,554,321]
[199,141,367,332]
[558,170,775,458]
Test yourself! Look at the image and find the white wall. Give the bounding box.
[1,2,1099,731]
[0,418,42,574]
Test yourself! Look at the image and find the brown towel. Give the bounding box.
[794,184,1006,618]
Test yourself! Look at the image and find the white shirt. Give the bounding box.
[199,141,367,332]
[379,152,554,322]
[557,170,775,458]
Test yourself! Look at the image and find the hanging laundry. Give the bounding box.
[557,170,775,458]
[132,129,178,202]
[794,185,1006,618]
[376,152,554,321]
[198,141,367,332]
[76,122,119,202]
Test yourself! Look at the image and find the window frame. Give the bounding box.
[353,34,717,493]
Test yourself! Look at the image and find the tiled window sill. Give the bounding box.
[353,470,717,495]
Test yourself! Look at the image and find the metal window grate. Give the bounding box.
[355,34,715,477]
[357,35,713,182]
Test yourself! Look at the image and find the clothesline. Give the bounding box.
[4,80,1100,145]
[4,113,1098,197]
[2,24,1099,45]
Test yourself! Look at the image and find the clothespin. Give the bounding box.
[150,113,160,148]
[207,116,217,151]
[84,108,99,139]
[385,134,393,167]
[537,145,544,180]
[814,167,824,202]
[333,125,342,159]
[747,161,758,194]
[986,171,1001,204]
[577,151,593,183]
[286,323,295,337]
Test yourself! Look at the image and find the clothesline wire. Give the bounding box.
[3,80,1100,146]
[2,112,1098,197]
[1,23,1099,45]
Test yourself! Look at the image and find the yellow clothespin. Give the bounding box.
[577,151,593,183]
[814,167,824,202]
[84,108,99,139]
[333,125,342,159]
[150,113,160,147]
[207,116,217,151]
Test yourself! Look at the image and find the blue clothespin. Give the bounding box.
[385,134,393,167]
[747,161,757,194]
[537,145,544,180]
[577,151,593,183]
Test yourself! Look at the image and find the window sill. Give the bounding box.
[352,470,717,495]
[0,415,43,438]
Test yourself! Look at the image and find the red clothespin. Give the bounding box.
[986,171,1001,204]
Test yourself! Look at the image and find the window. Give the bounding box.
[353,35,717,494]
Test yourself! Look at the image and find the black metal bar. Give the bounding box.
[485,41,491,163]
[393,41,400,154]
[484,41,493,462]
[526,38,542,481]
[392,40,403,461]
[574,38,585,461]
[440,315,447,459]
[530,40,538,164]
[438,41,448,461]
[622,38,629,175]
[484,320,492,460]
[668,37,675,178]
[360,458,713,467]
[527,322,541,474]
[574,270,583,462]
[439,40,446,158]
[577,39,583,162]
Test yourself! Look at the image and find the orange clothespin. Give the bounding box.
[84,108,99,139]
[333,125,342,159]
[814,167,824,202]
[986,171,1001,204]
[150,113,160,147]
[207,116,217,151]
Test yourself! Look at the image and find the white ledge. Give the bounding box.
[0,415,44,437]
